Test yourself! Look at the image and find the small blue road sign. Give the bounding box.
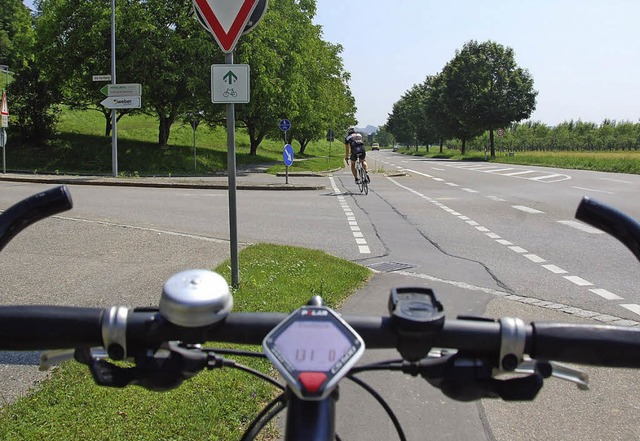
[279,119,291,131]
[283,144,294,166]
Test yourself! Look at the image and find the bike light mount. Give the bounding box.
[388,287,445,361]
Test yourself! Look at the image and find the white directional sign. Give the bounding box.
[100,96,141,109]
[101,83,142,97]
[211,64,250,103]
[92,75,112,82]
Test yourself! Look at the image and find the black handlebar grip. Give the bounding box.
[530,322,640,368]
[0,306,104,350]
[0,185,73,252]
[575,196,640,262]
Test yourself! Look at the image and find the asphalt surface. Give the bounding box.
[1,169,639,440]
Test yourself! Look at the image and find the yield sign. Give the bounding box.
[1,91,8,116]
[193,0,258,53]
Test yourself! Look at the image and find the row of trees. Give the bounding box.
[2,0,356,153]
[385,40,538,157]
[452,119,640,152]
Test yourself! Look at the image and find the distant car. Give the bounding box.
[371,143,380,150]
[392,145,398,152]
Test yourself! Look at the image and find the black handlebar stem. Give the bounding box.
[575,196,640,263]
[0,185,73,252]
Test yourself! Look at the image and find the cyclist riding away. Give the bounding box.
[345,127,370,185]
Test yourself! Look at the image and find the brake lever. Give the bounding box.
[405,352,547,401]
[72,342,210,391]
[516,357,589,390]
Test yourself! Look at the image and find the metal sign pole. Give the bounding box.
[1,129,5,174]
[226,52,240,287]
[110,0,118,177]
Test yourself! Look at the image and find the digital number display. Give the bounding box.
[273,320,352,371]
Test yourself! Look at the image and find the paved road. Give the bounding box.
[1,157,639,440]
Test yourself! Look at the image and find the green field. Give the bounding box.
[5,109,347,176]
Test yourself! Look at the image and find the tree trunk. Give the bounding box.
[461,138,466,155]
[298,139,309,154]
[158,113,175,147]
[439,139,443,153]
[104,111,128,137]
[104,113,111,137]
[248,126,266,156]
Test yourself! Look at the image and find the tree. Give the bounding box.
[386,85,422,147]
[2,0,57,143]
[35,0,219,145]
[289,38,355,154]
[36,0,116,135]
[0,0,35,71]
[8,63,60,143]
[129,0,221,146]
[374,127,394,147]
[233,0,355,156]
[439,40,537,156]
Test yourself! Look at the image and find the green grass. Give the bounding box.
[0,244,371,440]
[397,146,640,174]
[6,109,346,176]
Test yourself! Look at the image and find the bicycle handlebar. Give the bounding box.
[0,186,73,252]
[3,188,640,440]
[2,305,640,369]
[576,196,640,261]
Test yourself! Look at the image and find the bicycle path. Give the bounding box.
[1,168,638,439]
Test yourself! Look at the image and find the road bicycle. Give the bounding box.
[346,156,369,194]
[1,186,640,441]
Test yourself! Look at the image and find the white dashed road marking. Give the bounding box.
[330,177,370,255]
[557,220,604,234]
[512,205,544,214]
[385,175,632,318]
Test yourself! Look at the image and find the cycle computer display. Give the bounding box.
[262,306,365,400]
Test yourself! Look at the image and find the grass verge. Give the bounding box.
[0,244,371,440]
[6,109,347,176]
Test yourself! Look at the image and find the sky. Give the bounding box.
[21,0,640,128]
[313,0,640,128]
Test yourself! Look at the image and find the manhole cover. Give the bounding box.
[367,262,415,273]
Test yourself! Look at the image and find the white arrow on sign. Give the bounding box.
[100,96,141,109]
[193,0,258,53]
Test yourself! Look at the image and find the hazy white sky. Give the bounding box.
[314,0,640,127]
[22,0,640,128]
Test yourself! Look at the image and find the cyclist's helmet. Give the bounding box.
[347,127,356,135]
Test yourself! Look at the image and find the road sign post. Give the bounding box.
[326,129,335,169]
[1,128,6,174]
[193,0,264,287]
[1,91,8,174]
[283,143,294,184]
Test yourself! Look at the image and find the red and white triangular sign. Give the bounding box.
[193,0,258,53]
[0,91,8,116]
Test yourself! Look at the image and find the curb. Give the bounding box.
[0,174,327,191]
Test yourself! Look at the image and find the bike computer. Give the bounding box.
[262,306,365,400]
